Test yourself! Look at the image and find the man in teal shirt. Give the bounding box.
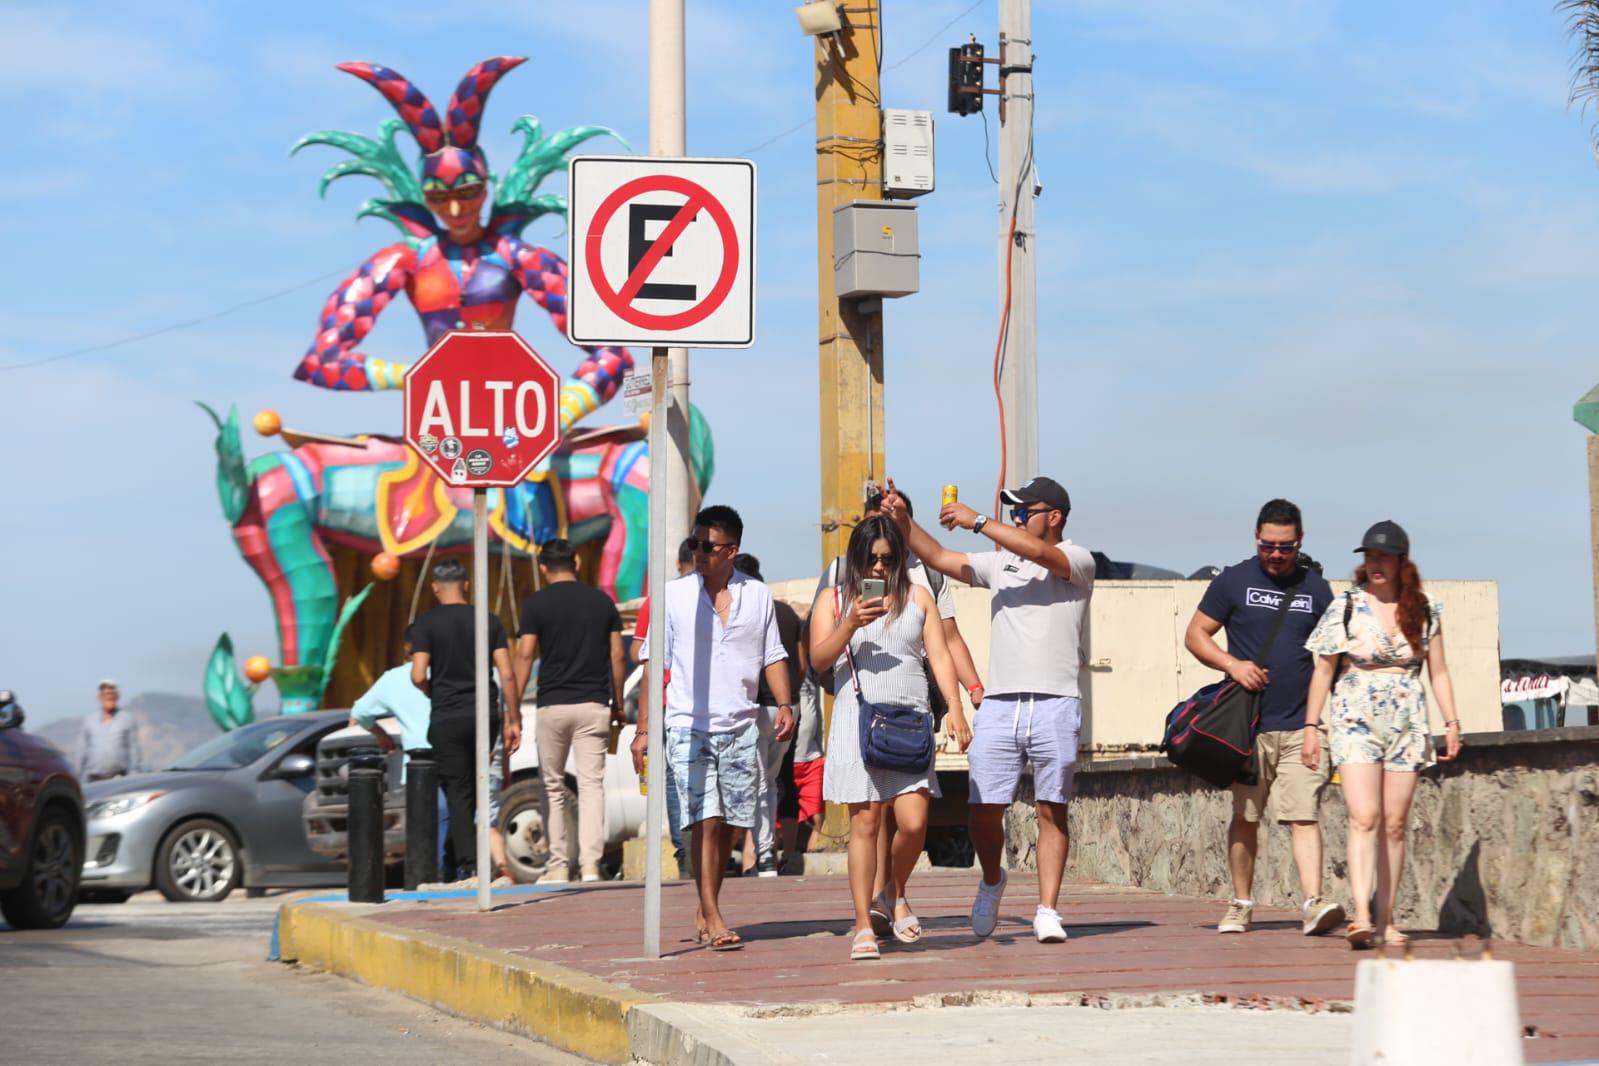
[350,633,450,872]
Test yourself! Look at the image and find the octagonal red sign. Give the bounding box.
[402,330,561,488]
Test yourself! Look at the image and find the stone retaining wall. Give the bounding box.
[1002,727,1599,950]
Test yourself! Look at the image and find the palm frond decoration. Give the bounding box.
[1562,0,1599,149]
[491,117,629,236]
[291,118,426,215]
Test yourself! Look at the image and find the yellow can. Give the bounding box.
[942,484,959,507]
[638,755,648,795]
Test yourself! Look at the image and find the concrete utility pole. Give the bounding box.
[996,0,1038,489]
[652,0,697,549]
[814,0,885,847]
[815,0,886,569]
[643,0,686,960]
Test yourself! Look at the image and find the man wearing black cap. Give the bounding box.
[882,475,1094,946]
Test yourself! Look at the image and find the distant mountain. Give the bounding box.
[35,692,221,773]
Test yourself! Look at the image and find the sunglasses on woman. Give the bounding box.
[867,552,898,565]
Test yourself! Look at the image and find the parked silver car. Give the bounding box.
[80,711,350,903]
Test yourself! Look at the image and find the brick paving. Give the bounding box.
[370,872,1599,1063]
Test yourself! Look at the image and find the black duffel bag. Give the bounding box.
[1161,573,1304,788]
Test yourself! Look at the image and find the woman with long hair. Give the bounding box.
[810,517,972,960]
[1302,521,1462,948]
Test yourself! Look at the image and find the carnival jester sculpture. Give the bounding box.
[293,56,630,428]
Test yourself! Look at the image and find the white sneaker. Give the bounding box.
[1033,906,1068,943]
[537,867,571,885]
[970,868,1007,938]
[1218,899,1253,934]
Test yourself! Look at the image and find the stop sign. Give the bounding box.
[402,330,562,488]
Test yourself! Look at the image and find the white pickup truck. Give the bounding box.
[301,667,647,881]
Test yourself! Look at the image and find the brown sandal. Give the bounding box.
[1346,923,1375,950]
[708,929,744,952]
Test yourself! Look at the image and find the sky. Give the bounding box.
[3,1,1597,724]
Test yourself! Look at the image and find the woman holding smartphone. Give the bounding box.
[1302,521,1462,949]
[811,516,972,960]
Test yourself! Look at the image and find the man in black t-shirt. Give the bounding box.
[514,539,625,884]
[1184,499,1345,938]
[410,557,522,880]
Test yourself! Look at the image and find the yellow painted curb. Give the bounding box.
[277,901,657,1064]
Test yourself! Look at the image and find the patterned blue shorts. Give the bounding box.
[666,720,759,829]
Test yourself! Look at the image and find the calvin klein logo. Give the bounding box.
[1246,587,1313,613]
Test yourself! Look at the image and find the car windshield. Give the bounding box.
[170,718,303,771]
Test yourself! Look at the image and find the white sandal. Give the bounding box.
[869,888,894,938]
[850,927,881,960]
[891,897,922,944]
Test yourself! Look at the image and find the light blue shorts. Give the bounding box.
[666,720,759,830]
[967,694,1081,805]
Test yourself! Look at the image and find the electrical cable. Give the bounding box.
[886,0,990,71]
[979,109,999,184]
[0,270,344,373]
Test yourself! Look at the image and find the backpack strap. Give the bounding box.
[836,586,866,702]
[1257,571,1308,662]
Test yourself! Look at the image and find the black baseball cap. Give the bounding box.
[1001,476,1072,517]
[1355,520,1409,556]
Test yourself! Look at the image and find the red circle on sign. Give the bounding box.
[585,174,739,331]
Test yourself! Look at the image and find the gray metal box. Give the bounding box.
[832,200,919,299]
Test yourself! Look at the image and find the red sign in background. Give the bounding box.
[402,330,561,489]
[583,174,739,331]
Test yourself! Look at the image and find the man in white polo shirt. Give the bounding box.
[884,475,1094,945]
[632,505,794,951]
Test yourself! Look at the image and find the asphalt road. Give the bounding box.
[0,891,593,1065]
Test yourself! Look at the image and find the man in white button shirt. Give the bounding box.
[632,505,794,951]
[884,476,1095,946]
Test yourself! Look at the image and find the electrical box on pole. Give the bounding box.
[883,109,935,198]
[947,42,985,115]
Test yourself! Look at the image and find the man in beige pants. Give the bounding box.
[515,539,627,883]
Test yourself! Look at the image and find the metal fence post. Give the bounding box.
[347,747,386,903]
[404,752,439,890]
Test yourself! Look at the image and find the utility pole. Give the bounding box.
[814,0,884,846]
[643,0,686,961]
[996,0,1038,489]
[815,2,885,570]
[652,0,697,552]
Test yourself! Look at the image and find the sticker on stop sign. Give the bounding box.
[402,330,562,488]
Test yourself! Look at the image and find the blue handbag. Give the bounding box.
[840,590,935,774]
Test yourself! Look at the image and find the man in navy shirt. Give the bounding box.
[1184,499,1345,937]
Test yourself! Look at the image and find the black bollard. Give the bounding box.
[404,751,440,889]
[346,746,386,903]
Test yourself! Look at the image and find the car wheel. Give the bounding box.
[1,807,82,929]
[154,820,241,903]
[497,780,550,884]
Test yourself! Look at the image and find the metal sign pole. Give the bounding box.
[644,349,668,959]
[474,488,491,913]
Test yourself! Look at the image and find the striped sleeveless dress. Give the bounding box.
[822,597,942,802]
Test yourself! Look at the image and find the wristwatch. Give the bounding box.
[972,514,989,535]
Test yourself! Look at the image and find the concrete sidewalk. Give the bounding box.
[275,873,1599,1064]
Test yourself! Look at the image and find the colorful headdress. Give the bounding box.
[293,56,626,239]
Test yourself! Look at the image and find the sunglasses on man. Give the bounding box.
[1256,539,1301,556]
[1010,505,1054,524]
[689,537,736,554]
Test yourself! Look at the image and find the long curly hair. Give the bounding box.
[1356,555,1430,652]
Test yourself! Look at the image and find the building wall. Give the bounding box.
[771,576,1503,751]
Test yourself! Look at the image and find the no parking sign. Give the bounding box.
[566,156,755,349]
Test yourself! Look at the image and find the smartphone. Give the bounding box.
[861,578,886,601]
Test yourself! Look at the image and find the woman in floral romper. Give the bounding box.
[1301,521,1462,949]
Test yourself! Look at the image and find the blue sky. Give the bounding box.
[3,1,1597,723]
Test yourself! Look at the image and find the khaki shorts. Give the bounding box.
[1232,727,1329,824]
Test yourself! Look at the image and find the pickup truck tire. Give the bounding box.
[497,778,579,884]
